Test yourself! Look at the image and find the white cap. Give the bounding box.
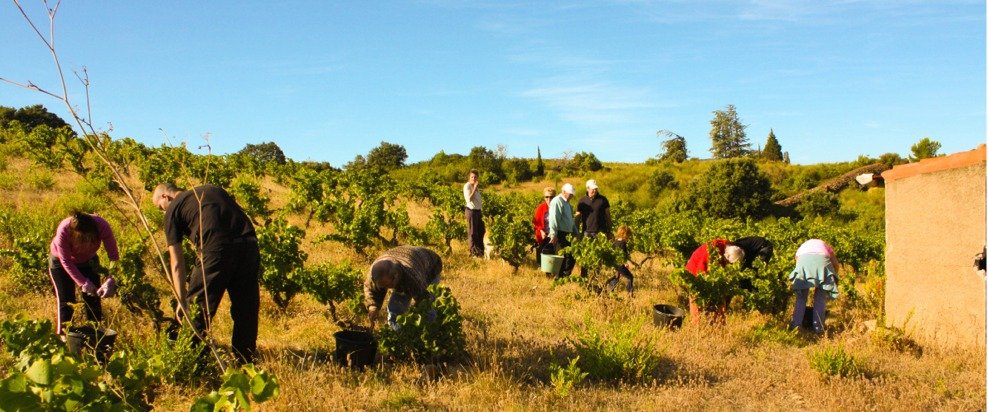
[586,179,598,190]
[561,183,575,194]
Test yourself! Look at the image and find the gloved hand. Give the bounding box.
[97,277,117,298]
[81,282,98,296]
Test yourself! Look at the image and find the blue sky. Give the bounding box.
[1,1,984,166]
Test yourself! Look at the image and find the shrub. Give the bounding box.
[571,317,663,382]
[679,158,773,219]
[378,284,466,364]
[647,169,678,196]
[549,356,588,397]
[257,217,307,311]
[0,233,51,294]
[808,345,862,378]
[796,191,840,218]
[871,325,921,355]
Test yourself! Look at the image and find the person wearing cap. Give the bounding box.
[577,179,612,240]
[577,179,612,277]
[547,183,578,277]
[153,183,260,364]
[463,169,485,258]
[684,239,745,324]
[533,186,556,265]
[364,245,443,330]
[788,239,840,333]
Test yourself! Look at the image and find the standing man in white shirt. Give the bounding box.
[463,169,485,258]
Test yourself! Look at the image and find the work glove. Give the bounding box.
[81,282,98,296]
[97,277,117,298]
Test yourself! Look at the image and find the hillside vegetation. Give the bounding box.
[0,122,983,410]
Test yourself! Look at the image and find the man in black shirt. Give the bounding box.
[153,183,260,364]
[576,179,612,240]
[577,179,612,277]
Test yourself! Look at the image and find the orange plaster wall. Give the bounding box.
[883,150,986,348]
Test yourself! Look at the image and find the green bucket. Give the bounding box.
[541,254,564,275]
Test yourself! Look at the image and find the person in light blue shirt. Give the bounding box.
[547,183,577,278]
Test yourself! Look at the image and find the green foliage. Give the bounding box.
[308,167,410,255]
[378,284,466,364]
[565,234,623,276]
[503,157,533,183]
[909,137,942,161]
[366,141,408,171]
[0,104,71,131]
[709,104,750,159]
[0,318,154,410]
[646,169,678,196]
[238,141,287,166]
[743,324,802,347]
[114,241,166,322]
[796,191,841,218]
[549,356,587,397]
[571,317,663,382]
[257,217,307,310]
[679,158,773,219]
[0,233,51,294]
[404,179,467,254]
[27,169,56,190]
[486,212,533,272]
[871,325,921,355]
[298,261,365,322]
[808,345,862,378]
[138,144,194,191]
[670,263,739,310]
[126,323,206,386]
[762,129,783,161]
[468,146,505,184]
[535,146,545,177]
[568,151,603,172]
[228,175,272,223]
[190,364,280,412]
[657,131,688,163]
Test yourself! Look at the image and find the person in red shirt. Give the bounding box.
[685,239,744,324]
[532,187,555,265]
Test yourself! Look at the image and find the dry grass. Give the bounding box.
[0,159,983,411]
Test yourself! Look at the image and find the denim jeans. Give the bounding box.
[791,287,828,332]
[387,276,440,330]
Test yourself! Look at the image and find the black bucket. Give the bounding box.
[801,307,828,330]
[653,304,685,329]
[65,326,117,363]
[334,330,377,369]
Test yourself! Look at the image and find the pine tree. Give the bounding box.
[762,129,783,161]
[909,137,942,162]
[708,104,750,158]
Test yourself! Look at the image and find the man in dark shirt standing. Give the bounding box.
[577,179,612,277]
[153,183,260,364]
[577,179,612,239]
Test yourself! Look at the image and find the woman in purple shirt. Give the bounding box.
[48,212,119,334]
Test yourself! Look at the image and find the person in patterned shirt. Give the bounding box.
[364,245,443,330]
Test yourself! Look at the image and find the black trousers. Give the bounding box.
[49,256,103,334]
[465,208,485,257]
[188,241,260,364]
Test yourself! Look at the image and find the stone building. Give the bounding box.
[882,144,986,348]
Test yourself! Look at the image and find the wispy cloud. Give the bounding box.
[522,80,658,125]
